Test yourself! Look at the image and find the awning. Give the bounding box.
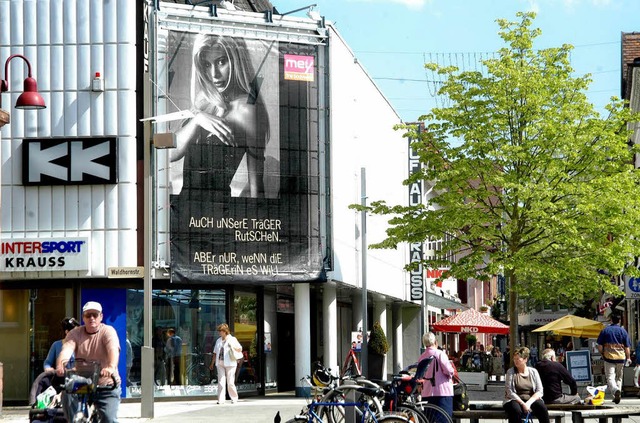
[426,292,467,310]
[431,308,510,334]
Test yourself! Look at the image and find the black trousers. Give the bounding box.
[503,399,550,423]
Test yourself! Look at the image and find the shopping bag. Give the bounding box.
[452,375,469,411]
[585,385,607,406]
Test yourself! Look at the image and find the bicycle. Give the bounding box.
[63,359,119,423]
[185,346,214,385]
[341,348,362,379]
[382,356,453,423]
[296,362,384,423]
[282,384,411,423]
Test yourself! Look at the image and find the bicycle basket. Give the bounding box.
[65,360,100,394]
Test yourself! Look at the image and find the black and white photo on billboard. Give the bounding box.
[164,29,323,283]
[168,33,280,199]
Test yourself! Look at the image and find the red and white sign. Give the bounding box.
[284,54,314,81]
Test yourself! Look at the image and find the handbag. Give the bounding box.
[452,374,469,411]
[230,336,244,360]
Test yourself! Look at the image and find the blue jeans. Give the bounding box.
[63,385,121,423]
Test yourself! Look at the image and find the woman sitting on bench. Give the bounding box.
[503,346,549,423]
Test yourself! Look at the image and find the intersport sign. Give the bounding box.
[0,238,89,272]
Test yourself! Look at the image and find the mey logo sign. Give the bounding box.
[23,137,117,185]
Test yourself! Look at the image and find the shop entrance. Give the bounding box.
[32,289,72,379]
[276,312,295,392]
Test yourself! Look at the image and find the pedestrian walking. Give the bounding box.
[418,332,454,423]
[211,323,243,404]
[597,313,631,404]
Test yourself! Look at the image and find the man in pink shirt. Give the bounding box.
[418,332,455,421]
[56,301,121,423]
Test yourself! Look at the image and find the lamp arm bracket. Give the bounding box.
[2,54,34,92]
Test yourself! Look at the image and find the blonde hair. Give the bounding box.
[191,34,257,114]
[216,323,230,335]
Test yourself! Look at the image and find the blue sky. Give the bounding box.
[273,0,640,123]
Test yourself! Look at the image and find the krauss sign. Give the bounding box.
[0,237,89,272]
[408,138,423,300]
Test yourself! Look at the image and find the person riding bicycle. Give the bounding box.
[56,301,121,423]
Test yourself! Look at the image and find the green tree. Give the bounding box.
[353,12,640,357]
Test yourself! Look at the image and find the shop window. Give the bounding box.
[0,290,21,326]
[125,288,226,398]
[234,291,258,387]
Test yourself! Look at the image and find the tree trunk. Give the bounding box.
[508,268,518,370]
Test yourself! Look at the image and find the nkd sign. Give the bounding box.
[23,137,117,185]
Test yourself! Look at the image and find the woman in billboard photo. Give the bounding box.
[172,34,270,199]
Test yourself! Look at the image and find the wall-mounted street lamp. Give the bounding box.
[0,54,46,111]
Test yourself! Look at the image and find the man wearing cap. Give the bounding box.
[56,301,121,423]
[597,313,632,404]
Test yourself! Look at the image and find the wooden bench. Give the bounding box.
[569,407,640,423]
[453,409,567,423]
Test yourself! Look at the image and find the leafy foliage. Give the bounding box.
[368,321,390,355]
[465,334,477,347]
[352,12,640,346]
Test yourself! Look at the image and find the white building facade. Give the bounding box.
[0,0,460,403]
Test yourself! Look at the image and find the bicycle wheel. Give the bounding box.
[414,402,454,423]
[320,386,383,423]
[392,403,429,423]
[378,415,412,423]
[187,363,211,385]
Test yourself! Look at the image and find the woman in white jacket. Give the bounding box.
[211,323,242,404]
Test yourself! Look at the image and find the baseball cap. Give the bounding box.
[82,301,103,313]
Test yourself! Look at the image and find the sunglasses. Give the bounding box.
[83,312,100,319]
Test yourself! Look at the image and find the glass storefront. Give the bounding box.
[1,285,269,403]
[125,288,261,398]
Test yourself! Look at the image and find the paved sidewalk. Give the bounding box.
[3,382,640,422]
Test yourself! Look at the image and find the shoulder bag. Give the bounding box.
[230,336,244,360]
[452,374,469,411]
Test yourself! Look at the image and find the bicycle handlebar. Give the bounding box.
[65,373,119,394]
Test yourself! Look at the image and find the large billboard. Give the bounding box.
[165,30,323,283]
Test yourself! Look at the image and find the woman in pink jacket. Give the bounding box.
[418,332,455,421]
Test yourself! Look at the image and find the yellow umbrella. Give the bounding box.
[532,315,604,338]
